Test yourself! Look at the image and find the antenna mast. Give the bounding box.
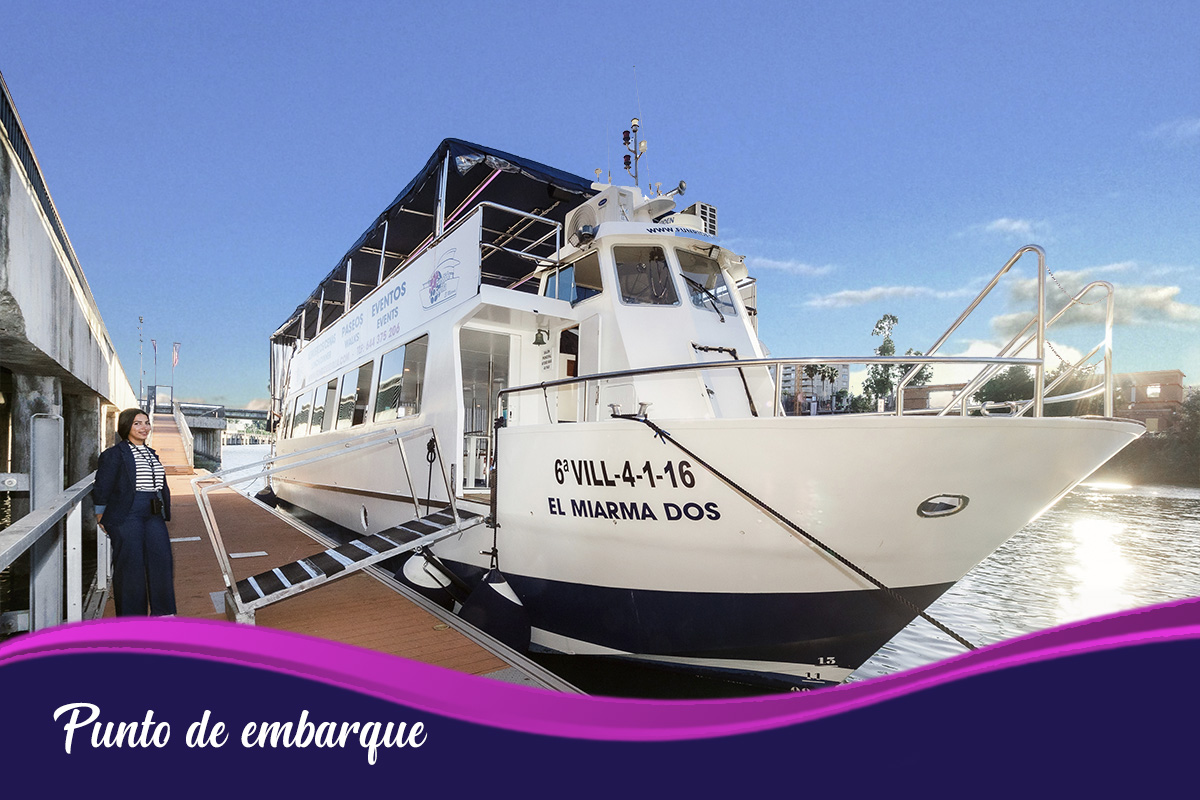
[622,118,646,191]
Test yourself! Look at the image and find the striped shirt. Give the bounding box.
[129,444,165,492]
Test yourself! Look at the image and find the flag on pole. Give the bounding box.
[172,342,180,367]
[151,339,157,355]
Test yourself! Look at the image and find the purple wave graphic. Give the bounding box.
[2,598,1199,740]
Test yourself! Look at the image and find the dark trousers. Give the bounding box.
[107,492,177,616]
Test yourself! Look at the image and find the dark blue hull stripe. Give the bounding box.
[441,559,953,672]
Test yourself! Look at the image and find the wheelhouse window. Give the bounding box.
[676,248,737,317]
[374,335,429,422]
[543,252,602,305]
[614,246,679,306]
[336,361,374,430]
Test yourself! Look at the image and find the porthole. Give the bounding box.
[917,494,969,518]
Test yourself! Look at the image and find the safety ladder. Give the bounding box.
[192,425,476,624]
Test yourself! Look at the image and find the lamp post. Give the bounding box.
[138,316,144,405]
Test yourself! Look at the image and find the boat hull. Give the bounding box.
[429,414,1143,683]
[275,414,1142,684]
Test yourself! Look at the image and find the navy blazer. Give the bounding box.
[93,440,172,524]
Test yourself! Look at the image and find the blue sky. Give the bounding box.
[4,1,1197,406]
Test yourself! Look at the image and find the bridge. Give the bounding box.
[174,403,269,421]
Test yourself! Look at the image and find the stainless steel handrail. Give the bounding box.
[933,279,1115,418]
[1014,281,1115,418]
[897,245,1046,416]
[498,354,1043,422]
[894,245,1115,419]
[499,245,1118,423]
[191,424,458,611]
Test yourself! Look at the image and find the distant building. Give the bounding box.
[902,383,968,412]
[1115,370,1186,433]
[778,363,850,413]
[900,370,1189,428]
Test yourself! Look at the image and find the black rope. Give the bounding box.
[425,436,436,517]
[615,414,977,652]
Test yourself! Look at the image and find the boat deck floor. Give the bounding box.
[103,473,528,682]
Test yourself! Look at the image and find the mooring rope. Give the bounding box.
[614,413,977,652]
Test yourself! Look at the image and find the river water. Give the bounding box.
[851,481,1200,681]
[219,445,1200,692]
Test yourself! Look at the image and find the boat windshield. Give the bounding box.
[677,248,737,318]
[614,245,680,306]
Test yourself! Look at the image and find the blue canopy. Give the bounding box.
[274,138,596,343]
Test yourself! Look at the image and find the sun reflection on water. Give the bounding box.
[1057,516,1133,624]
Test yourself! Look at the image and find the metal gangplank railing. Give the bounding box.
[192,426,483,624]
[497,244,1118,424]
[0,473,109,634]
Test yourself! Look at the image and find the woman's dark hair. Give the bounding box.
[117,408,148,441]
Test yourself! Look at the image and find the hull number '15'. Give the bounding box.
[554,459,697,489]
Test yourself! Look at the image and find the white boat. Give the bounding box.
[261,136,1142,688]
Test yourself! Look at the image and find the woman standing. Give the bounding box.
[93,408,177,616]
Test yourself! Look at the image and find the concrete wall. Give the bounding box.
[0,138,136,410]
[182,412,225,463]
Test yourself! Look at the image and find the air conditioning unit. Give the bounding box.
[681,202,717,237]
[567,186,637,245]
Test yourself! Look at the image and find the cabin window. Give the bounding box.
[676,248,737,317]
[310,378,335,433]
[374,335,429,422]
[315,379,337,432]
[291,392,313,438]
[336,361,374,430]
[543,252,602,305]
[614,246,679,306]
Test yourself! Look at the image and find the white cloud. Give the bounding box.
[960,217,1052,241]
[805,284,975,309]
[1005,263,1135,304]
[1148,118,1200,146]
[747,257,834,276]
[991,265,1200,337]
[986,218,1036,237]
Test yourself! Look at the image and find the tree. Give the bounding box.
[849,393,875,413]
[973,362,1107,416]
[819,364,841,409]
[864,315,898,404]
[974,365,1034,404]
[1167,388,1200,482]
[803,364,820,412]
[864,314,929,408]
[1040,363,1101,417]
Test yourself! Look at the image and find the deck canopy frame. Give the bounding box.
[271,139,597,349]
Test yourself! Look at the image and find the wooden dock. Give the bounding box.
[100,415,572,690]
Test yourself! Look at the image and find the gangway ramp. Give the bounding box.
[231,508,482,620]
[181,425,572,688]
